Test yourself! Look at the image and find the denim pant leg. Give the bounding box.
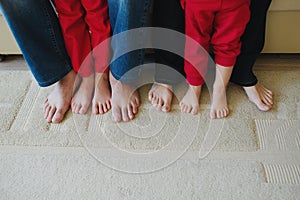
[107,0,150,82]
[0,0,72,87]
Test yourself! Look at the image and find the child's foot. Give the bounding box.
[210,64,232,119]
[243,83,273,111]
[180,85,202,115]
[71,74,95,114]
[210,86,229,119]
[43,70,76,123]
[92,73,111,115]
[110,73,140,122]
[148,83,173,112]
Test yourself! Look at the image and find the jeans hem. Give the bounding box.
[154,77,184,86]
[37,67,73,87]
[110,70,140,83]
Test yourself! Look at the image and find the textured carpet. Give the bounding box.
[0,65,300,199]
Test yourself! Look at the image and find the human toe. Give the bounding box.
[47,107,56,122]
[52,108,65,123]
[121,107,129,122]
[92,102,99,115]
[127,104,134,119]
[106,100,111,110]
[44,104,50,119]
[191,107,198,115]
[210,110,216,119]
[79,105,89,114]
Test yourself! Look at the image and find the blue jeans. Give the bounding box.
[108,0,150,82]
[0,0,150,86]
[0,0,73,87]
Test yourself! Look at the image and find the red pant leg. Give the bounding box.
[180,0,185,9]
[52,0,93,77]
[81,0,111,73]
[211,0,251,67]
[184,0,217,86]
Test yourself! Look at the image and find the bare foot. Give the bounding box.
[210,64,233,119]
[243,83,273,111]
[71,74,95,114]
[148,83,173,112]
[210,86,229,119]
[92,73,111,115]
[110,73,140,122]
[180,85,202,115]
[43,70,76,123]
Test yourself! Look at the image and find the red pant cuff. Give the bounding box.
[215,56,236,67]
[95,66,109,73]
[186,76,205,86]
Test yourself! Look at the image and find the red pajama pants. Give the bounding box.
[52,0,111,77]
[181,0,250,86]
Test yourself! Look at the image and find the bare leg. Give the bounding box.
[110,73,140,122]
[243,83,273,111]
[210,64,233,119]
[148,83,173,112]
[43,70,76,123]
[92,72,111,114]
[71,74,95,114]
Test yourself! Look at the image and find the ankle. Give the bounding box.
[96,72,109,81]
[243,85,255,90]
[189,85,202,96]
[213,79,227,88]
[155,82,172,90]
[82,74,95,83]
[60,70,76,84]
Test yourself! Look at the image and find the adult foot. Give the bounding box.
[92,73,111,115]
[180,85,202,115]
[110,73,140,122]
[148,83,173,112]
[43,70,76,123]
[243,83,273,111]
[71,74,95,114]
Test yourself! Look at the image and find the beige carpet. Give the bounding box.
[0,59,300,199]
